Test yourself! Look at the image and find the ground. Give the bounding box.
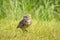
[0,19,60,40]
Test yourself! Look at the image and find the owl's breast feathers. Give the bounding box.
[17,19,31,28]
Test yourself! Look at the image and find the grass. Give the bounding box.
[0,19,60,40]
[0,0,60,40]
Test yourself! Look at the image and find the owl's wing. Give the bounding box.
[17,20,27,28]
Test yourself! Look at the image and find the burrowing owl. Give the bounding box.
[17,14,32,32]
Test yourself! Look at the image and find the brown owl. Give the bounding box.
[17,14,32,32]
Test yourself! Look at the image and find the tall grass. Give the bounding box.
[0,0,60,21]
[0,0,60,40]
[0,19,60,40]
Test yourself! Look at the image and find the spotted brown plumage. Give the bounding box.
[17,14,32,32]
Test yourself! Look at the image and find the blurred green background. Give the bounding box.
[0,0,60,21]
[0,0,60,40]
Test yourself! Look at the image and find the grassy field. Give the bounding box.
[0,0,60,40]
[0,19,60,40]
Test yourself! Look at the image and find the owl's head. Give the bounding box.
[23,14,31,20]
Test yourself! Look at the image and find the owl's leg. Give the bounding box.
[22,29,28,32]
[21,28,28,32]
[21,26,28,32]
[25,29,28,32]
